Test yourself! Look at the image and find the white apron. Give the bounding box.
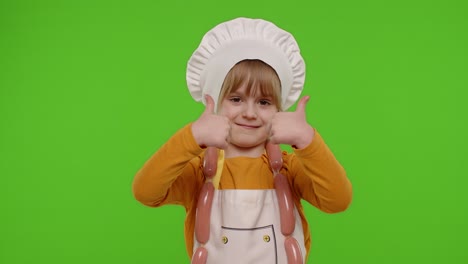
[193,188,306,264]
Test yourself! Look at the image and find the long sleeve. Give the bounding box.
[132,124,205,209]
[285,131,352,213]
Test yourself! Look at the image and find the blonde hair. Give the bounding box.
[218,60,282,111]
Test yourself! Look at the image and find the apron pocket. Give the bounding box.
[219,225,278,264]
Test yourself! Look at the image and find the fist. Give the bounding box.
[191,95,230,149]
[269,96,315,149]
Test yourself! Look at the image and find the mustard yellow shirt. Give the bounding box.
[133,124,352,260]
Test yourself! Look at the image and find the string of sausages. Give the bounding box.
[266,143,303,264]
[191,147,217,264]
[191,145,303,264]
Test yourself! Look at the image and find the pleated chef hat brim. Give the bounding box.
[186,17,306,111]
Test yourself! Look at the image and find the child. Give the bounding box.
[133,18,352,264]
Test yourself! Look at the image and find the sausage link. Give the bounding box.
[274,173,295,236]
[265,142,283,174]
[203,147,218,179]
[191,247,208,264]
[195,182,215,244]
[284,237,303,264]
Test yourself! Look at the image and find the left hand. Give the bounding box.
[269,96,315,149]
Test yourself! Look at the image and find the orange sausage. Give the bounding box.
[274,173,295,236]
[195,182,215,244]
[191,247,208,264]
[203,147,218,179]
[284,237,303,264]
[265,142,283,174]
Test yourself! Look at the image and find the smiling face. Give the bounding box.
[217,60,281,157]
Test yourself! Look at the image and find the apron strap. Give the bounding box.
[212,149,224,190]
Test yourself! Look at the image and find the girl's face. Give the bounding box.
[218,84,278,152]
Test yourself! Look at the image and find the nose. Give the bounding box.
[242,102,257,119]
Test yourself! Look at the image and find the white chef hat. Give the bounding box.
[186,17,306,111]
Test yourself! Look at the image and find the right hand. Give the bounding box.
[191,95,230,149]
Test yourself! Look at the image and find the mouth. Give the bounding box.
[235,123,261,129]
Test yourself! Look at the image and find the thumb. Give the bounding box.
[295,96,310,115]
[204,94,216,114]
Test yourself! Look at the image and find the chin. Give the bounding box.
[230,137,267,149]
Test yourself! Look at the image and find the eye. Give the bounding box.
[258,99,272,106]
[229,97,241,103]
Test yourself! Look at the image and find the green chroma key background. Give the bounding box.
[1,0,467,263]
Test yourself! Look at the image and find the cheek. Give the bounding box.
[261,109,277,122]
[217,106,236,119]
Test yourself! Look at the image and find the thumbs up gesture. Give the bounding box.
[191,95,231,149]
[269,96,315,149]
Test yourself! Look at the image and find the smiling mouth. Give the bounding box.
[236,123,260,129]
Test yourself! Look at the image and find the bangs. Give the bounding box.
[219,60,282,110]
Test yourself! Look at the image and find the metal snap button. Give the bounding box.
[263,235,270,242]
[222,236,228,244]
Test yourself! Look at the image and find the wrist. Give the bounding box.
[292,125,315,149]
[190,122,206,148]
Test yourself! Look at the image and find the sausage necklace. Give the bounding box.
[191,144,303,264]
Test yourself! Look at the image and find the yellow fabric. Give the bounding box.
[133,123,352,261]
